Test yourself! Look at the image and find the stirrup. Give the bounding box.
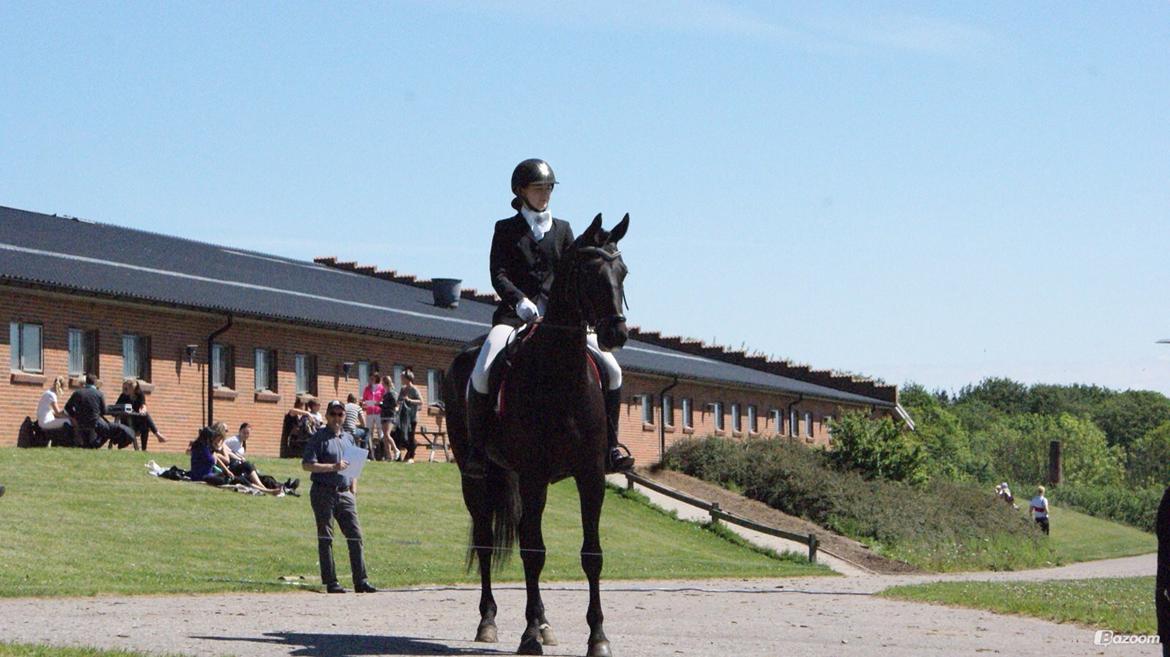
[606,444,635,473]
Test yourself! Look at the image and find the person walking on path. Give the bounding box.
[302,400,377,594]
[1030,485,1050,535]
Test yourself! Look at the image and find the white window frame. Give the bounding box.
[731,403,741,433]
[640,393,653,424]
[10,321,43,373]
[121,334,149,381]
[211,343,233,389]
[805,411,814,438]
[295,353,317,395]
[682,398,693,430]
[254,348,275,392]
[356,360,370,390]
[790,409,798,438]
[662,394,674,429]
[711,402,724,432]
[426,368,442,405]
[771,409,782,434]
[748,404,758,433]
[392,364,405,391]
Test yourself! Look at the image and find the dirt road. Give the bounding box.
[0,554,1156,657]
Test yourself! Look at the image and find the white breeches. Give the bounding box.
[39,415,69,430]
[471,324,622,394]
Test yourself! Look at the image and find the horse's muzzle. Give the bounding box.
[595,315,628,351]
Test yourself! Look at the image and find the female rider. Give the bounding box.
[464,158,634,478]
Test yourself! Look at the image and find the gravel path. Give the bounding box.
[0,554,1157,657]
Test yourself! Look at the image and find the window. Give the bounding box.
[9,322,43,373]
[790,409,798,437]
[662,394,674,428]
[122,334,151,381]
[211,343,235,389]
[356,360,370,389]
[748,405,758,433]
[731,403,741,433]
[805,411,814,438]
[67,328,99,377]
[771,409,783,435]
[711,402,724,432]
[254,348,277,392]
[392,364,405,391]
[640,393,653,424]
[295,353,318,395]
[426,368,443,404]
[682,398,693,430]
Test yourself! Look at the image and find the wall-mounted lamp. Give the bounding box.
[341,362,354,381]
[184,344,198,366]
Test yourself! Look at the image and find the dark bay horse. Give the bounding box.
[443,213,630,657]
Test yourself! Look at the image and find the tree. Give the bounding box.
[974,413,1124,488]
[1091,390,1170,451]
[1127,421,1170,487]
[826,411,928,485]
[956,377,1031,415]
[900,383,977,481]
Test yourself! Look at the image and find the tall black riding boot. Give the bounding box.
[605,387,635,473]
[463,389,492,480]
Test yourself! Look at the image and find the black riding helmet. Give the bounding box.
[511,159,557,210]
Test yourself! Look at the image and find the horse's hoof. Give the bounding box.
[539,623,558,646]
[475,622,498,643]
[516,635,543,655]
[587,639,613,657]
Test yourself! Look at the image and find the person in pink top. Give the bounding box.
[361,372,385,452]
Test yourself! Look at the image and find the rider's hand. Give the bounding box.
[516,297,539,322]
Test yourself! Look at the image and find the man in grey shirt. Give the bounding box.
[302,400,377,594]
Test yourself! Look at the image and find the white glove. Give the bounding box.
[516,297,540,322]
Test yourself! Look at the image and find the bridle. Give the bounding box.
[540,244,627,332]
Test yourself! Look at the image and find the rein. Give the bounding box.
[535,244,626,333]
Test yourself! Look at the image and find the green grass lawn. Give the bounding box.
[880,577,1157,635]
[0,448,826,597]
[1043,505,1156,563]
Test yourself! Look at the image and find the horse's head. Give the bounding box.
[567,213,630,351]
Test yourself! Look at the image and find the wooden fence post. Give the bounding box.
[808,533,818,564]
[1048,440,1063,486]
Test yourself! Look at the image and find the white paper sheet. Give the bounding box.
[340,443,368,481]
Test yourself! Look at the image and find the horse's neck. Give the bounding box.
[526,321,588,381]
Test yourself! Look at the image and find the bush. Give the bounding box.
[1048,484,1163,533]
[663,436,1053,571]
[825,411,927,485]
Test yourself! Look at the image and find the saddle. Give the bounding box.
[479,323,607,418]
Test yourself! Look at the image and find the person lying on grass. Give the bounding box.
[189,422,289,495]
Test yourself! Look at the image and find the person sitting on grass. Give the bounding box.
[191,422,294,495]
[225,422,250,460]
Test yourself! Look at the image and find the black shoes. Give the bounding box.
[284,478,300,491]
[326,583,347,594]
[607,445,635,473]
[355,582,379,593]
[462,390,493,480]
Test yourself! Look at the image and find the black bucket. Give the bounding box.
[432,278,462,308]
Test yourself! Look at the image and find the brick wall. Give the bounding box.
[3,286,870,462]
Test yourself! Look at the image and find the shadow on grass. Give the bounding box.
[192,632,536,656]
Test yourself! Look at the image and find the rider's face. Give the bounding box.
[520,183,553,212]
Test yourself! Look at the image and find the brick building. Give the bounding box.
[1,205,906,461]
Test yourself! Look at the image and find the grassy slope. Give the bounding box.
[0,645,177,657]
[880,577,1157,635]
[1045,505,1156,563]
[0,448,826,597]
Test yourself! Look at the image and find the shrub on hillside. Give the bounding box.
[825,411,928,485]
[663,436,1052,571]
[1048,484,1162,533]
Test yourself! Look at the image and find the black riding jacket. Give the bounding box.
[489,213,574,326]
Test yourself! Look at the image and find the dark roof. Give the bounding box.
[0,205,893,407]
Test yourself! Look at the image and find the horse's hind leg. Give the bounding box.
[516,479,550,655]
[463,479,498,642]
[577,474,612,657]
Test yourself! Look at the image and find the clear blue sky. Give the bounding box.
[3,2,1168,395]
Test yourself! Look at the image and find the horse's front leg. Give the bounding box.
[517,478,551,655]
[577,473,611,657]
[462,477,498,642]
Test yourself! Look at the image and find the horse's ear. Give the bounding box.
[580,213,603,244]
[609,213,630,244]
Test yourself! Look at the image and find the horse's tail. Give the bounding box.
[465,465,521,572]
